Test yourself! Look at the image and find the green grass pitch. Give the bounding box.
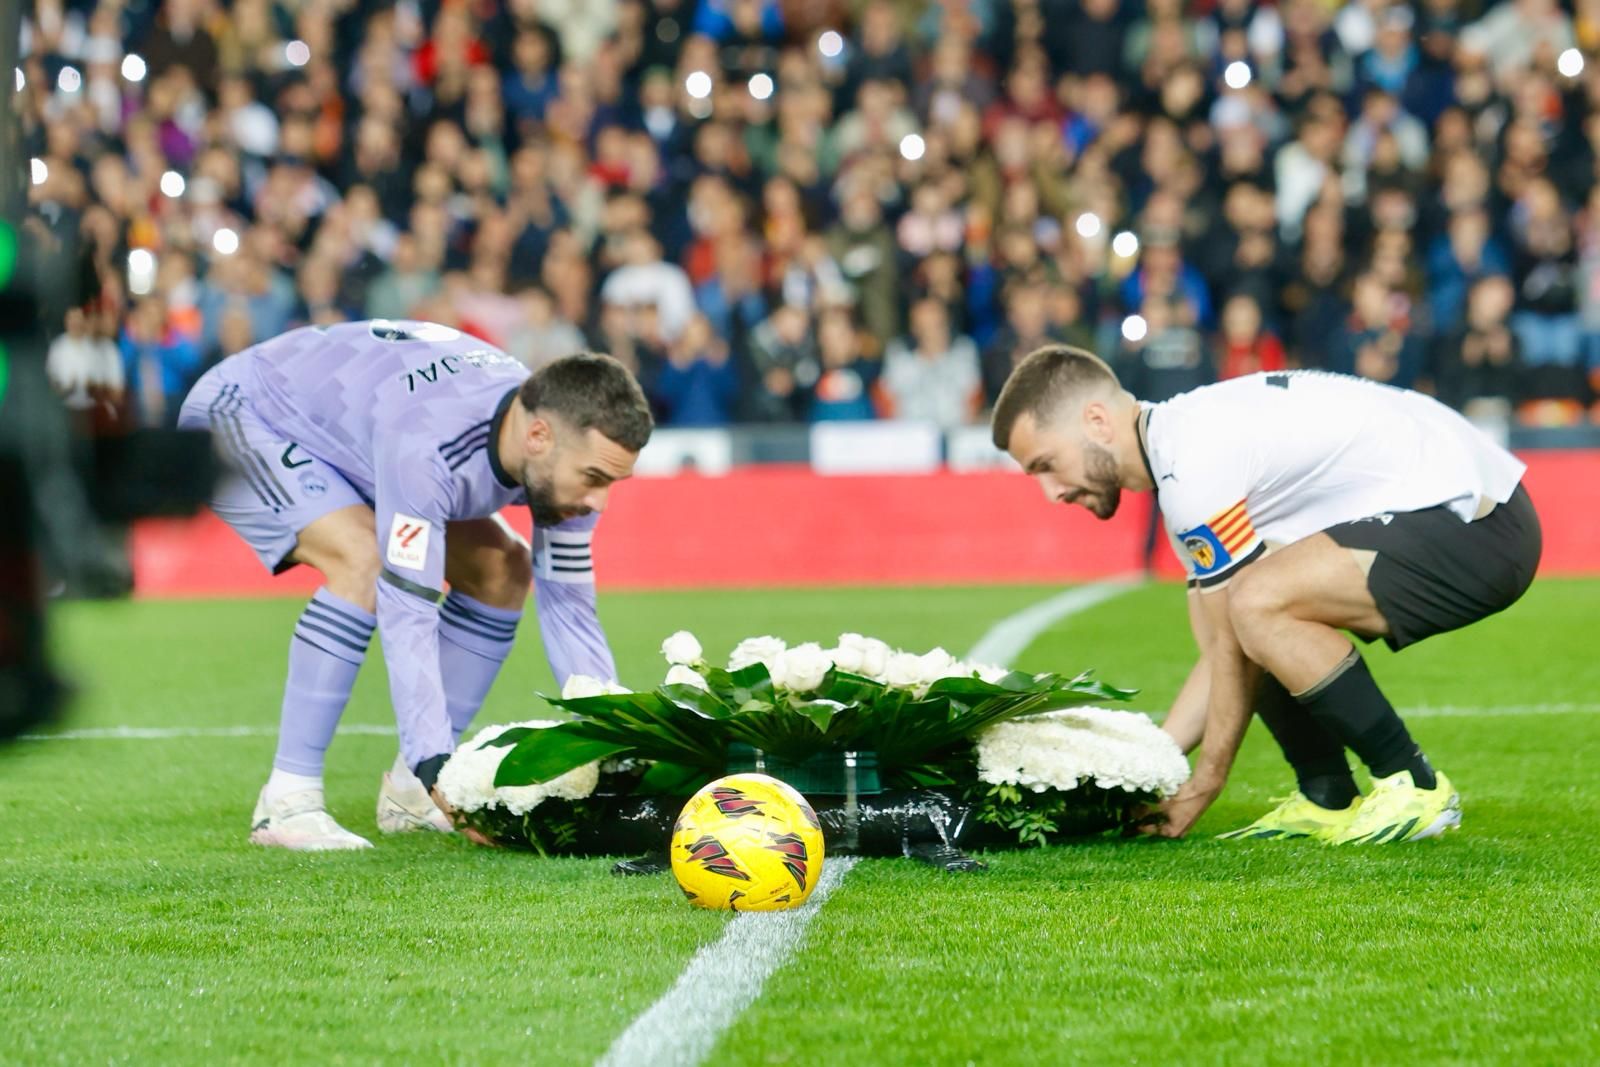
[2,579,1598,1064]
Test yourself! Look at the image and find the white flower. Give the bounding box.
[773,642,833,692]
[882,651,925,689]
[917,647,958,683]
[498,759,600,815]
[829,642,865,675]
[664,663,711,691]
[437,719,601,815]
[561,675,630,698]
[974,708,1191,798]
[975,663,1011,684]
[729,635,787,672]
[833,633,891,679]
[661,630,703,666]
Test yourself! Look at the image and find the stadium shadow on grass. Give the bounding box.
[3,581,1597,1063]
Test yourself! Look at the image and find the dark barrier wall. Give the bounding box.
[130,451,1600,596]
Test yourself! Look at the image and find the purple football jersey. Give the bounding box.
[230,320,617,770]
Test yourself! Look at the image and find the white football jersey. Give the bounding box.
[1138,371,1526,587]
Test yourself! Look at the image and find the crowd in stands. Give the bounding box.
[18,0,1600,432]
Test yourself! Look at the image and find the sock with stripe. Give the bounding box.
[1293,647,1436,789]
[271,588,375,779]
[438,590,522,741]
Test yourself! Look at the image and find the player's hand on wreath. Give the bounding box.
[430,787,498,847]
[1135,772,1223,839]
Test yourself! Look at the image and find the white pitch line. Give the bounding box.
[595,857,859,1067]
[1402,702,1600,719]
[16,723,394,741]
[965,575,1144,666]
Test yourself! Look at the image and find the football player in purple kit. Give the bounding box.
[177,320,654,850]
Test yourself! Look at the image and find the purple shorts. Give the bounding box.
[178,364,369,573]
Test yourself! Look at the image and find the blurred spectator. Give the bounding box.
[1121,239,1214,331]
[1436,274,1524,413]
[1118,297,1213,403]
[653,314,740,427]
[881,298,981,428]
[1218,294,1288,380]
[1426,207,1512,335]
[1508,177,1584,389]
[826,184,900,345]
[1329,272,1425,389]
[809,308,881,422]
[366,234,443,323]
[600,229,697,342]
[982,278,1061,406]
[120,297,202,428]
[1460,0,1575,80]
[47,307,125,416]
[507,285,588,371]
[744,304,819,422]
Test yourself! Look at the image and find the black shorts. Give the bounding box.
[1324,483,1542,651]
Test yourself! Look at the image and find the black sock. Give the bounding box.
[1294,649,1436,789]
[1255,674,1359,809]
[1299,773,1361,810]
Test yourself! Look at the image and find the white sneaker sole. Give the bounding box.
[376,803,454,834]
[250,825,373,851]
[1405,805,1462,842]
[376,777,454,835]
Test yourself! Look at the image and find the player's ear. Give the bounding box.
[1081,398,1114,444]
[526,414,556,456]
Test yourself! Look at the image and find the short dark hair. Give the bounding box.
[518,352,654,452]
[990,344,1120,451]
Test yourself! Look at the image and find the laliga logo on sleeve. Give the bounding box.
[387,514,432,570]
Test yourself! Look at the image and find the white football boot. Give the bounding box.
[249,788,373,851]
[376,771,454,834]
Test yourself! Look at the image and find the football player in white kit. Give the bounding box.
[992,346,1541,843]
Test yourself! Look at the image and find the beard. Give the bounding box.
[524,476,588,527]
[1082,441,1123,520]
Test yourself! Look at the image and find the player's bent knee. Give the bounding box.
[485,542,534,601]
[450,542,532,610]
[311,541,382,611]
[1226,568,1283,658]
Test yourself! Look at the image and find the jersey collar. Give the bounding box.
[487,386,520,489]
[1135,403,1158,488]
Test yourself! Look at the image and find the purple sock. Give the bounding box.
[273,588,375,776]
[438,591,521,741]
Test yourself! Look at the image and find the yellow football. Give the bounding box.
[670,773,826,912]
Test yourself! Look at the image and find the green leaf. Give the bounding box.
[703,662,775,706]
[657,683,735,720]
[788,697,848,733]
[494,723,633,787]
[636,761,709,796]
[813,669,889,705]
[476,726,538,750]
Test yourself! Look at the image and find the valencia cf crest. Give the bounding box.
[1184,536,1215,571]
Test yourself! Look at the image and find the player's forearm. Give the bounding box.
[376,581,455,781]
[534,578,617,683]
[1162,652,1211,755]
[1192,587,1257,785]
[1195,643,1257,786]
